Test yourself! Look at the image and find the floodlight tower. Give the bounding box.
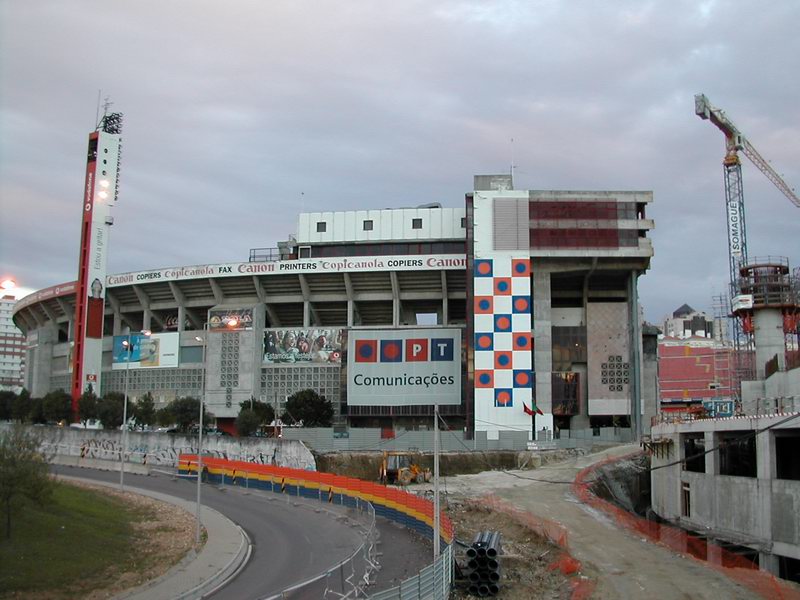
[70,111,123,413]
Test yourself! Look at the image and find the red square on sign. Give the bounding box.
[405,339,428,362]
[355,339,377,362]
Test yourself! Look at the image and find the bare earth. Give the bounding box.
[46,480,197,600]
[432,445,770,600]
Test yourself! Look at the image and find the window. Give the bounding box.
[682,434,706,473]
[316,222,327,233]
[718,432,757,477]
[363,220,373,231]
[412,218,422,229]
[681,482,691,518]
[776,430,800,480]
[461,217,467,228]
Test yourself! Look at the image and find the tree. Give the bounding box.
[282,389,333,427]
[11,389,29,422]
[235,409,260,437]
[0,391,15,421]
[42,389,72,424]
[0,425,53,538]
[78,387,99,426]
[133,392,156,429]
[155,407,173,428]
[165,397,202,433]
[97,392,125,429]
[239,398,274,427]
[27,397,45,424]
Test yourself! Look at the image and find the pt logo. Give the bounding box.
[354,337,454,362]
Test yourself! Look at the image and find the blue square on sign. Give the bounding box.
[430,338,454,361]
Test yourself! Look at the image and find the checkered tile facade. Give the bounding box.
[473,257,533,411]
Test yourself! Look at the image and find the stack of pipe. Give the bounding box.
[465,531,502,597]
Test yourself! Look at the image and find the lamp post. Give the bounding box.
[120,329,150,491]
[194,327,208,545]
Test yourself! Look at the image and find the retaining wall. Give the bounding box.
[2,424,315,471]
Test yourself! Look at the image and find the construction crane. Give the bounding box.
[695,94,800,405]
[695,93,800,288]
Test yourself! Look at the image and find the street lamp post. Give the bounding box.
[195,326,208,545]
[120,329,150,491]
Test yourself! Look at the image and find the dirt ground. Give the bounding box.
[42,481,197,600]
[415,444,787,600]
[446,498,588,599]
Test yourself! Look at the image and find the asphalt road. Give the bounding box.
[54,465,432,599]
[54,465,368,599]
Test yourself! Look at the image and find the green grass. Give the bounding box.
[0,481,154,597]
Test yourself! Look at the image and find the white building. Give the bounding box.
[0,294,25,393]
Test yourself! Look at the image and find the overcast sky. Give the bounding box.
[1,0,798,323]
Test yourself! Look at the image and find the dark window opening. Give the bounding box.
[363,220,373,231]
[779,555,800,584]
[461,217,467,228]
[683,434,706,473]
[718,432,757,478]
[298,246,311,258]
[316,221,327,233]
[776,431,800,480]
[412,218,423,229]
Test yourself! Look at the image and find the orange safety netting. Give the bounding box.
[468,494,597,600]
[572,452,800,600]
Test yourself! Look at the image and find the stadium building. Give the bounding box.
[12,173,654,437]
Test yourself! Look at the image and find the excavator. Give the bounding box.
[379,451,432,485]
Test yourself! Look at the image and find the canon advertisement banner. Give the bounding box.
[112,333,179,369]
[263,328,345,364]
[347,329,461,406]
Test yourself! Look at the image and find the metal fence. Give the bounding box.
[370,544,453,600]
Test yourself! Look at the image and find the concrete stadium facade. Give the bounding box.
[13,175,654,437]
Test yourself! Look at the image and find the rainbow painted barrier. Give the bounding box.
[178,455,454,552]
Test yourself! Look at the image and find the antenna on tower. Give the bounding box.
[95,90,102,129]
[510,137,515,187]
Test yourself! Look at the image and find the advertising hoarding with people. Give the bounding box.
[347,328,461,406]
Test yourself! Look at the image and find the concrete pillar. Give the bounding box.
[347,300,354,327]
[707,541,724,567]
[142,309,152,332]
[112,313,121,336]
[759,552,780,576]
[177,306,186,332]
[753,308,786,378]
[532,266,553,415]
[303,301,310,327]
[392,297,400,327]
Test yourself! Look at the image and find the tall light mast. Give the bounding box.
[70,111,123,412]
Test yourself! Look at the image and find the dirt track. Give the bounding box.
[430,445,764,599]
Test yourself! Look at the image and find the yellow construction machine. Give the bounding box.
[379,451,432,485]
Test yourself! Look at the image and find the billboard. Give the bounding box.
[263,328,345,364]
[209,308,253,331]
[347,328,461,406]
[112,333,179,369]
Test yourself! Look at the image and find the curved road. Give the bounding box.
[54,465,367,599]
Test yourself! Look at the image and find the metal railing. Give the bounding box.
[370,543,453,600]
